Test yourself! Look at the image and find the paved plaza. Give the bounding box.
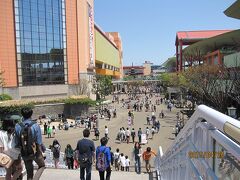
[42,94,182,161]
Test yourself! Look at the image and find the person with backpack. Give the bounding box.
[76,128,95,180]
[64,144,74,169]
[96,137,111,180]
[15,107,45,180]
[51,139,61,169]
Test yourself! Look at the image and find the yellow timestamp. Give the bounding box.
[188,151,224,159]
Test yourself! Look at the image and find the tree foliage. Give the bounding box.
[93,75,112,100]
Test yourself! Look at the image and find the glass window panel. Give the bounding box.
[53,41,60,48]
[24,38,32,46]
[14,0,19,7]
[23,32,31,39]
[24,46,32,53]
[31,17,38,25]
[16,38,21,45]
[40,39,46,47]
[39,26,46,33]
[32,39,39,46]
[15,8,19,15]
[17,46,21,53]
[53,34,60,41]
[24,17,31,24]
[32,31,39,39]
[47,27,53,33]
[15,23,20,30]
[38,10,45,18]
[38,18,45,26]
[47,34,53,41]
[23,23,31,31]
[31,25,38,32]
[40,46,47,53]
[47,40,53,47]
[38,3,45,11]
[15,16,20,23]
[39,33,46,40]
[16,30,20,38]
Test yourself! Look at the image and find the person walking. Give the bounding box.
[52,126,56,138]
[132,142,142,174]
[119,153,126,171]
[65,144,74,169]
[94,128,100,140]
[47,126,52,138]
[131,128,136,143]
[43,123,47,135]
[52,139,61,169]
[105,126,109,139]
[151,127,155,139]
[113,148,120,171]
[145,127,150,140]
[125,156,130,172]
[0,119,22,180]
[142,147,157,173]
[76,128,95,180]
[125,128,131,144]
[15,107,45,180]
[138,128,142,144]
[96,137,111,180]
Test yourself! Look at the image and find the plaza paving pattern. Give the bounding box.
[40,94,184,178]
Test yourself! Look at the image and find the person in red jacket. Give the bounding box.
[142,147,157,173]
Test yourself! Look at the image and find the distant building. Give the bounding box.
[143,61,153,76]
[123,66,144,76]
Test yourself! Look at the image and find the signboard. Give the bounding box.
[141,133,148,144]
[88,4,94,66]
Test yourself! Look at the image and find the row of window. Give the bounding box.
[14,0,67,86]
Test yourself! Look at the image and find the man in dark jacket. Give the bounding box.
[76,128,95,180]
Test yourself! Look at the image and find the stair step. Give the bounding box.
[23,168,149,180]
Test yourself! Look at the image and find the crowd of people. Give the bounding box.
[0,87,181,180]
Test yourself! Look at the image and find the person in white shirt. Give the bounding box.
[151,127,155,139]
[105,126,109,139]
[119,153,126,171]
[0,119,22,180]
[125,156,130,172]
[145,127,150,140]
[125,128,131,144]
[113,148,120,171]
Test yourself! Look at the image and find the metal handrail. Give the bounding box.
[154,105,240,180]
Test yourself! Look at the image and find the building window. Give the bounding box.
[14,0,66,86]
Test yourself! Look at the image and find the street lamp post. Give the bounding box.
[227,106,237,118]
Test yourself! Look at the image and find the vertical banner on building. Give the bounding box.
[88,4,94,66]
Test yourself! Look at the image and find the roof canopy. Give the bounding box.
[183,29,240,56]
[224,0,240,19]
[176,30,232,45]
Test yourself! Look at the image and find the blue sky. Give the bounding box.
[94,0,239,66]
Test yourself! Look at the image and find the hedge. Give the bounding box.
[0,94,12,101]
[0,97,96,120]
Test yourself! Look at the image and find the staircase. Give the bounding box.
[22,168,149,180]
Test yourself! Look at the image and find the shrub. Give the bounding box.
[0,94,12,101]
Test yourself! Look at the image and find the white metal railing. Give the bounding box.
[0,148,67,177]
[154,105,240,180]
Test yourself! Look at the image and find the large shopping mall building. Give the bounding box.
[0,0,123,99]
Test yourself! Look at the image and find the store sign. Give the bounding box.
[88,4,94,66]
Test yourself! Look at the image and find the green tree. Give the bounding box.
[94,75,112,100]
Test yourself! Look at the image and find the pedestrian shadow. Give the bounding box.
[168,137,175,140]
